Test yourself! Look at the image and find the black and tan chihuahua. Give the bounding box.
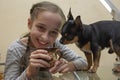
[60,9,120,73]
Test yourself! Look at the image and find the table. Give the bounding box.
[43,71,120,80]
[1,70,120,80]
[1,66,120,80]
[50,71,100,80]
[35,71,100,80]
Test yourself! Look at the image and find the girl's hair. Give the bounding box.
[20,1,66,73]
[30,1,66,27]
[22,1,66,38]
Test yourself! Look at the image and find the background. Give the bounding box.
[0,0,115,61]
[0,0,120,79]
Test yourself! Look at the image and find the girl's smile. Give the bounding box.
[37,38,49,47]
[28,11,62,48]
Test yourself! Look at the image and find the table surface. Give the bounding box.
[1,66,120,80]
[50,71,120,80]
[1,71,119,80]
[1,50,120,80]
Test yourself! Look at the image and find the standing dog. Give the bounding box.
[60,9,120,73]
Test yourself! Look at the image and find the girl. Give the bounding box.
[4,1,87,80]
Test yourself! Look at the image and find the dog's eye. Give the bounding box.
[67,34,74,40]
[65,33,67,36]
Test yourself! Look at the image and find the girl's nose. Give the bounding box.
[41,31,49,41]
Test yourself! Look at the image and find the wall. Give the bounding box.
[0,0,113,62]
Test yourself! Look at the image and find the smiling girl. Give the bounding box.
[4,1,87,80]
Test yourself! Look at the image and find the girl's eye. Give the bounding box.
[52,31,58,34]
[50,31,58,37]
[37,26,46,32]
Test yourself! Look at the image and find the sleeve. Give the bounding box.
[55,39,88,70]
[4,49,29,80]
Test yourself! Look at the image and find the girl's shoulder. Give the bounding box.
[8,38,27,51]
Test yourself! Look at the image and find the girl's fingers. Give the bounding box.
[57,64,68,72]
[49,59,68,73]
[30,49,52,61]
[49,64,68,73]
[32,49,48,54]
[29,49,52,68]
[60,67,69,73]
[49,66,57,74]
[30,62,45,68]
[54,59,66,66]
[30,53,51,61]
[30,58,50,68]
[49,61,61,73]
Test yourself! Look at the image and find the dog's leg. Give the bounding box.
[112,56,120,72]
[112,44,120,72]
[108,39,114,54]
[88,47,101,73]
[80,42,92,71]
[84,52,92,70]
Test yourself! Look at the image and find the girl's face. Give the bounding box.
[28,11,62,48]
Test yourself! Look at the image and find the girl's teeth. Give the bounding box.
[39,41,47,45]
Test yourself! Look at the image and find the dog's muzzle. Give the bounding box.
[59,38,65,44]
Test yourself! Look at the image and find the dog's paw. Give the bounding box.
[112,62,120,73]
[112,67,120,73]
[88,68,97,73]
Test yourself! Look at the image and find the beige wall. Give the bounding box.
[0,0,113,62]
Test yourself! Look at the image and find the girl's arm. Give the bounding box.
[55,39,88,70]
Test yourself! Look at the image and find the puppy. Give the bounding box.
[60,9,120,73]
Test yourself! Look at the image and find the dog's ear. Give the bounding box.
[75,16,83,30]
[67,8,74,20]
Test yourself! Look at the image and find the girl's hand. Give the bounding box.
[49,59,76,74]
[26,49,51,78]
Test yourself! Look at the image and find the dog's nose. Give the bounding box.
[59,39,64,44]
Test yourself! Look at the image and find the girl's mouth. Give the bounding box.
[37,39,49,47]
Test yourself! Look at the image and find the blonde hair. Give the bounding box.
[30,1,66,27]
[21,1,66,38]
